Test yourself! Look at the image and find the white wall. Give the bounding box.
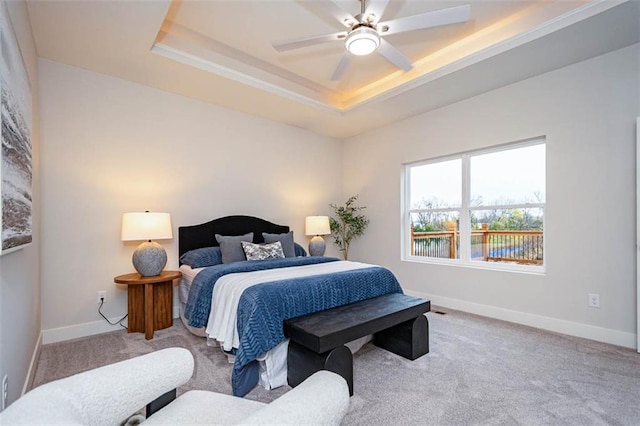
[38,59,343,342]
[0,0,40,408]
[343,44,639,348]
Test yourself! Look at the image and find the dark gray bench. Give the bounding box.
[284,293,430,396]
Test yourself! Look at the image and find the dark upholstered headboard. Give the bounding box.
[178,215,290,260]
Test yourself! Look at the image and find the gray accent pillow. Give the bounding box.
[215,233,253,264]
[241,241,285,261]
[262,231,295,258]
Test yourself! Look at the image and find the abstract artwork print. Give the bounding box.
[0,3,32,255]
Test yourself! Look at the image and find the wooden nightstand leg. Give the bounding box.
[145,283,154,340]
[127,286,144,333]
[154,281,173,331]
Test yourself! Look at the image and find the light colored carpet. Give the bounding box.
[33,308,640,425]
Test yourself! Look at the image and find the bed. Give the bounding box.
[177,215,403,396]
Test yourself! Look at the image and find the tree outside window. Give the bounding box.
[405,140,545,270]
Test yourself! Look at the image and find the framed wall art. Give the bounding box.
[0,2,32,255]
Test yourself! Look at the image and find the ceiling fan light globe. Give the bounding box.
[345,26,380,56]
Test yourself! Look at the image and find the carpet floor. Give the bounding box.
[33,308,640,425]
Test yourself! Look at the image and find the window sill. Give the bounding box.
[401,255,546,275]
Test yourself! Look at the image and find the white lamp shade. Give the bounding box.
[121,212,173,241]
[305,216,330,236]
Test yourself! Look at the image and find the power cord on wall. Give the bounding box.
[98,297,128,329]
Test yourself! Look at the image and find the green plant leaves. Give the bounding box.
[329,195,369,260]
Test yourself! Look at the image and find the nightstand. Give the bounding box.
[114,270,182,340]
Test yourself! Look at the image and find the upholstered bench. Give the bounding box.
[284,293,430,396]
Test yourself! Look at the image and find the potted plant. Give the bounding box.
[329,195,369,260]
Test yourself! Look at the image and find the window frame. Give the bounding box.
[402,138,546,274]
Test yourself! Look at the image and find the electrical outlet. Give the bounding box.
[588,293,600,308]
[97,290,107,304]
[2,374,8,411]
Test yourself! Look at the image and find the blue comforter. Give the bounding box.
[183,257,403,396]
[184,256,339,327]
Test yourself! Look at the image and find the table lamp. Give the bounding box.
[121,212,173,276]
[305,215,330,256]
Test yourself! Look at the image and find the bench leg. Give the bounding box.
[373,315,429,360]
[287,341,354,396]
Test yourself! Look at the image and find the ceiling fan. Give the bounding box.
[272,0,471,80]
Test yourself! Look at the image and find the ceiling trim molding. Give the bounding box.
[151,41,344,114]
[152,0,627,116]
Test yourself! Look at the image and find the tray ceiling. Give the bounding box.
[27,0,640,138]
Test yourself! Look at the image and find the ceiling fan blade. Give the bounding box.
[365,0,390,24]
[326,0,358,27]
[378,39,413,71]
[378,4,470,37]
[330,52,353,81]
[272,32,347,52]
[298,0,357,29]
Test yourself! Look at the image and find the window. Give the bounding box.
[404,140,545,271]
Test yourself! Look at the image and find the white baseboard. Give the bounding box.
[406,290,637,349]
[22,333,42,395]
[42,306,182,345]
[43,317,127,344]
[41,295,636,349]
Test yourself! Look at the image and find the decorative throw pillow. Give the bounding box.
[262,231,295,258]
[215,233,253,264]
[241,241,285,261]
[179,246,223,268]
[294,243,307,257]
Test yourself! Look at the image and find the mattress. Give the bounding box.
[179,264,204,306]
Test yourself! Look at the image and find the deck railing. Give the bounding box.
[411,224,543,265]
